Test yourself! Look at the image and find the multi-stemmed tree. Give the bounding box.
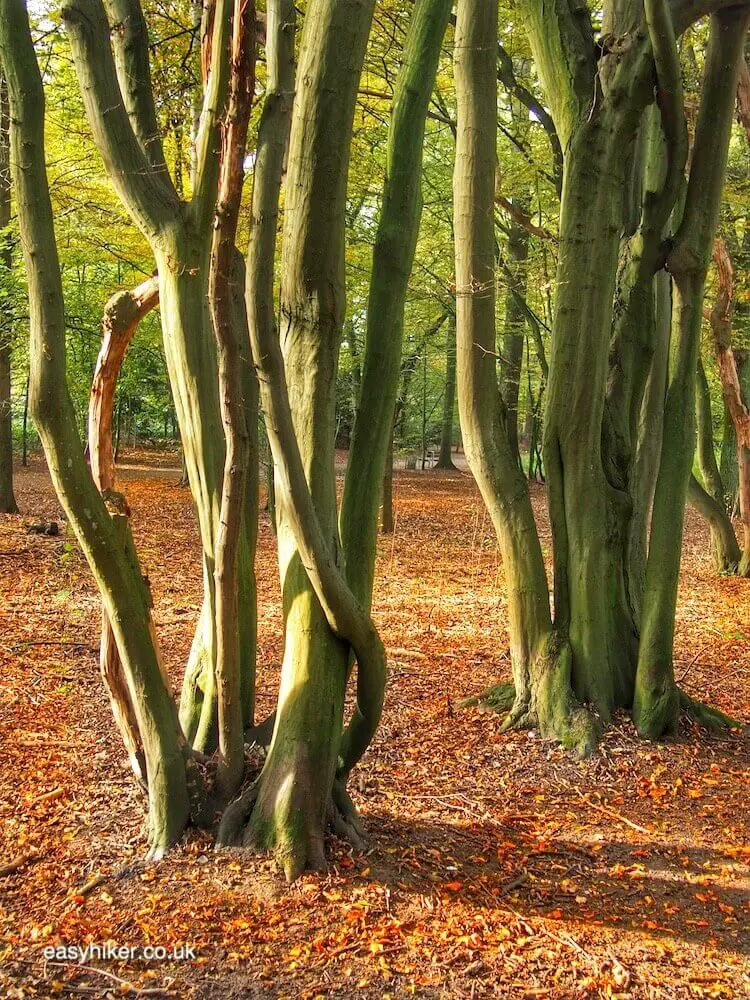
[454,0,748,750]
[1,0,451,876]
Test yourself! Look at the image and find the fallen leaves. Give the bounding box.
[0,458,747,998]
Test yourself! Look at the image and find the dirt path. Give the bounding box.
[0,460,747,998]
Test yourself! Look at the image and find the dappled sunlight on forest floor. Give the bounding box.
[1,458,747,998]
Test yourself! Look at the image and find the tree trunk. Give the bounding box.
[634,6,750,734]
[705,238,750,575]
[453,0,595,754]
[1,0,192,856]
[628,269,671,617]
[688,474,741,572]
[499,208,530,469]
[0,75,17,514]
[690,351,741,572]
[64,0,258,753]
[225,0,385,879]
[543,112,641,715]
[0,342,15,513]
[21,369,29,467]
[695,355,723,500]
[341,0,451,602]
[208,0,256,799]
[436,315,457,469]
[89,276,159,783]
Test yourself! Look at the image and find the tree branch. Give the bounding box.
[105,0,172,185]
[643,0,688,234]
[62,0,179,239]
[190,0,233,229]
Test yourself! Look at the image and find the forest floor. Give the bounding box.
[0,454,748,999]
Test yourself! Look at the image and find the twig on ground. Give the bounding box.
[47,963,175,997]
[0,849,43,877]
[575,790,652,835]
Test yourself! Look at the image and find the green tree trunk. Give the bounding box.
[634,6,750,735]
[63,0,258,750]
[628,269,671,618]
[453,0,594,754]
[227,0,381,879]
[340,0,453,607]
[0,74,17,514]
[499,208,530,469]
[0,0,192,856]
[695,355,723,500]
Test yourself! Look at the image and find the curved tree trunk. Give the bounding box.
[64,0,258,753]
[340,0,453,607]
[453,0,595,755]
[231,0,377,878]
[1,0,192,856]
[89,276,160,783]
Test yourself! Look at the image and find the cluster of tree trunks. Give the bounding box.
[1,0,747,882]
[0,0,450,876]
[454,0,747,747]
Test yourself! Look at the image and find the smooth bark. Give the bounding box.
[453,0,594,754]
[340,0,453,608]
[0,75,17,513]
[1,0,191,855]
[635,6,750,735]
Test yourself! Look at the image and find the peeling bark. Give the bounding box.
[88,276,159,783]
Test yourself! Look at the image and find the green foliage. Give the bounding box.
[1,2,742,468]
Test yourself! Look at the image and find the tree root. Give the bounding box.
[678,689,743,730]
[328,779,367,852]
[459,638,598,758]
[214,775,367,880]
[215,782,260,847]
[459,680,516,713]
[633,680,679,739]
